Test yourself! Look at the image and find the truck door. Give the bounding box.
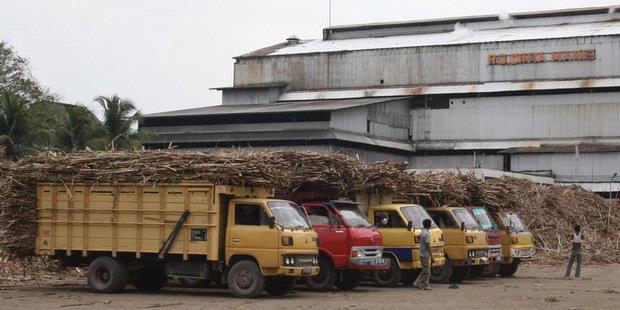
[305,204,347,267]
[226,202,279,269]
[429,211,461,259]
[371,209,412,262]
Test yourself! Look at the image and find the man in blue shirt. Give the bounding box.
[414,219,434,290]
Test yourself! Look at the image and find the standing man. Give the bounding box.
[414,219,434,290]
[564,224,583,278]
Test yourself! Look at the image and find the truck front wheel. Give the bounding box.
[303,256,335,291]
[499,259,520,277]
[87,256,129,293]
[335,270,361,291]
[264,276,295,296]
[130,268,167,291]
[430,259,452,283]
[373,256,401,287]
[227,260,265,298]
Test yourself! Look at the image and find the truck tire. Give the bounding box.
[499,260,520,277]
[264,276,295,296]
[482,263,500,277]
[373,256,401,287]
[87,256,129,293]
[304,256,335,291]
[449,266,469,283]
[335,270,361,291]
[227,260,265,298]
[131,268,167,291]
[430,259,453,283]
[467,266,484,279]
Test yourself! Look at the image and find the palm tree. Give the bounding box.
[0,92,32,158]
[57,105,102,152]
[95,95,142,150]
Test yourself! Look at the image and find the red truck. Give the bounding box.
[467,206,503,277]
[300,200,389,291]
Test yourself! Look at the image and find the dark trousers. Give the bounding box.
[565,251,582,278]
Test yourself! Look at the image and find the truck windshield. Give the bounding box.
[499,212,528,232]
[471,207,499,231]
[400,205,438,229]
[334,203,372,228]
[453,208,481,230]
[267,201,311,229]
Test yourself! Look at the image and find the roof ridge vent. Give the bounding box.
[286,35,301,45]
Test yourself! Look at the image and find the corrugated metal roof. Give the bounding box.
[266,19,620,56]
[145,97,408,118]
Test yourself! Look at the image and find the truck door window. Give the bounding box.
[374,210,405,228]
[306,205,332,226]
[430,212,458,229]
[234,204,269,226]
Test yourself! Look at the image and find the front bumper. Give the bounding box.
[349,257,391,270]
[277,266,320,277]
[510,247,535,258]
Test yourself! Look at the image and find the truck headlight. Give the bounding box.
[511,236,518,244]
[465,236,475,243]
[312,256,318,265]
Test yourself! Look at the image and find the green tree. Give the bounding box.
[95,95,142,150]
[0,41,53,104]
[0,92,33,158]
[57,105,102,152]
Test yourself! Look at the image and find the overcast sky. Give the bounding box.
[2,0,619,115]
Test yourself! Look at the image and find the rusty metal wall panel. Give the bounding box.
[233,36,620,91]
[511,152,620,179]
[411,91,620,141]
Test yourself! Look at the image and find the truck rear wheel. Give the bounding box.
[499,260,520,277]
[335,270,361,291]
[373,256,401,287]
[87,256,129,293]
[467,266,484,279]
[303,256,335,291]
[430,259,453,283]
[131,268,167,291]
[264,276,295,296]
[227,260,264,298]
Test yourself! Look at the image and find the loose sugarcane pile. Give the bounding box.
[0,150,619,263]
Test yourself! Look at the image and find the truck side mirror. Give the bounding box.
[268,216,276,229]
[407,221,413,231]
[460,221,465,231]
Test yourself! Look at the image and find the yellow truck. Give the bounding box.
[35,183,319,298]
[426,206,489,283]
[367,204,446,286]
[490,211,535,277]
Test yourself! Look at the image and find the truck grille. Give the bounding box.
[468,249,489,258]
[352,246,383,258]
[489,246,502,257]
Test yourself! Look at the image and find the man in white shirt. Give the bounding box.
[564,224,583,278]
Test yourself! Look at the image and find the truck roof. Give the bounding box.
[368,203,423,211]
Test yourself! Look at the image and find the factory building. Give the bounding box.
[141,6,620,193]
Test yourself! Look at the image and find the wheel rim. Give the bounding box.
[235,268,254,289]
[95,267,111,284]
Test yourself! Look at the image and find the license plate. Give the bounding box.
[302,267,312,275]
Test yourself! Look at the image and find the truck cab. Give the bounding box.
[466,206,503,277]
[490,211,535,277]
[426,206,489,283]
[300,200,388,291]
[225,198,320,296]
[367,204,445,287]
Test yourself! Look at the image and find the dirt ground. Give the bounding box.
[1,263,618,310]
